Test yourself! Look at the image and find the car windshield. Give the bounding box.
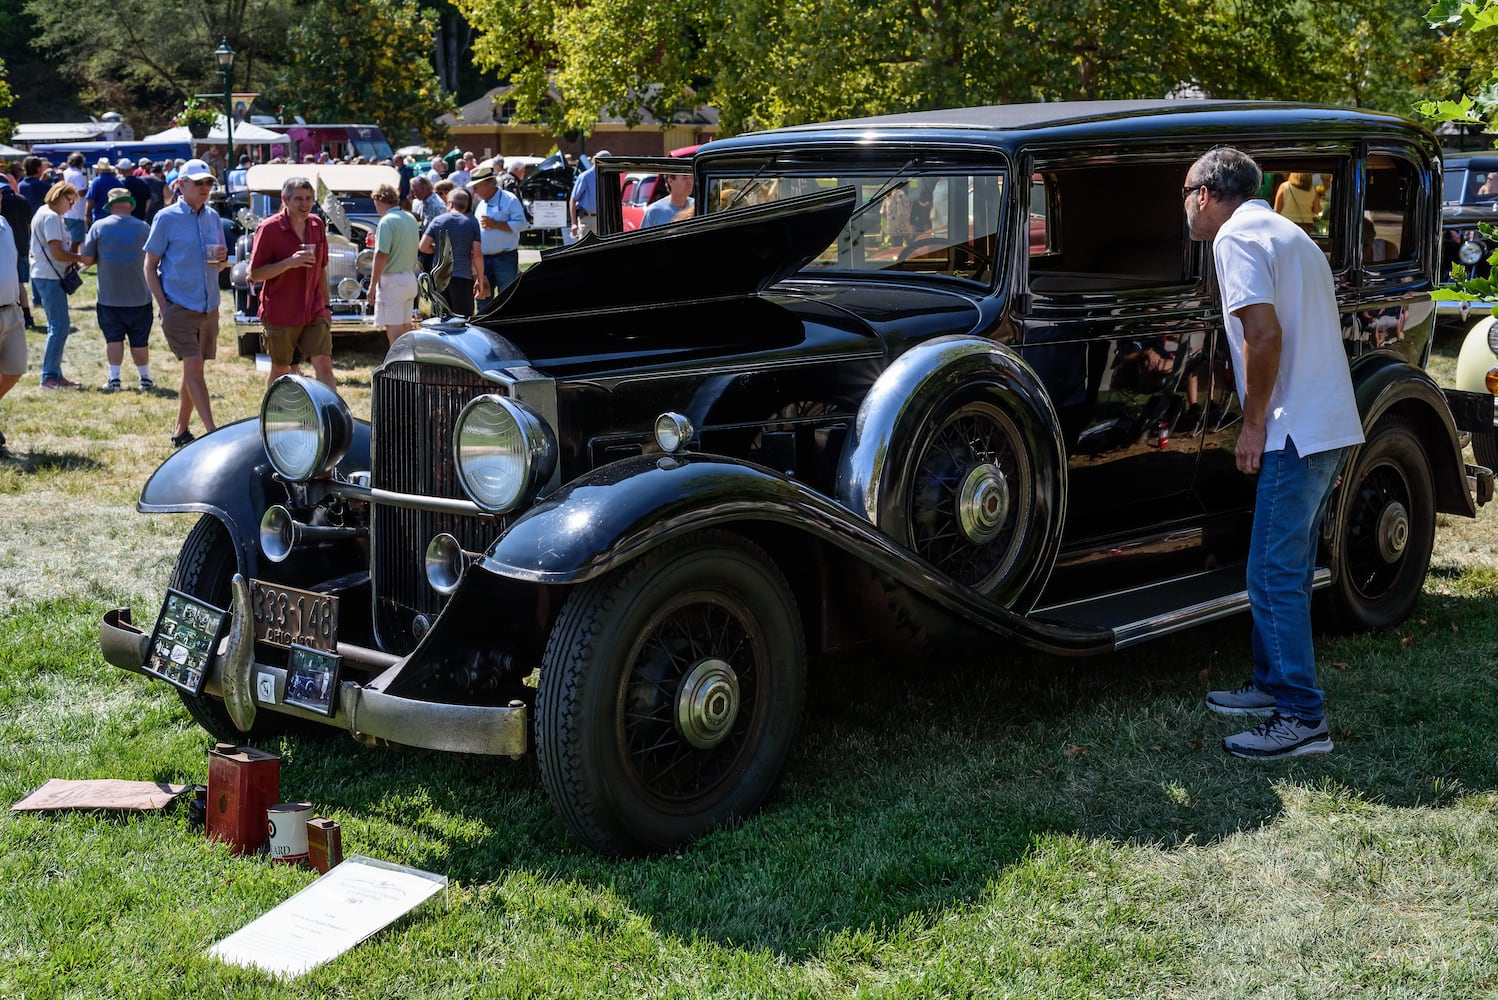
[1446,164,1498,205]
[703,168,1006,284]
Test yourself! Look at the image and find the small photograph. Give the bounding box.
[142,589,228,695]
[284,644,341,717]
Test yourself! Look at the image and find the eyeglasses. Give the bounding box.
[1182,183,1211,201]
[189,179,214,187]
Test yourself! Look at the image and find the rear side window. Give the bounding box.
[1363,153,1419,268]
[1255,157,1348,268]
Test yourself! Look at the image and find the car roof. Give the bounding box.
[704,100,1431,156]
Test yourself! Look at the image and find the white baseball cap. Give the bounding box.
[179,159,215,181]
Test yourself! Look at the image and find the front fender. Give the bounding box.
[138,416,372,579]
[480,453,1111,656]
[1350,354,1474,517]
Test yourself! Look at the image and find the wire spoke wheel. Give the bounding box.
[907,400,1032,593]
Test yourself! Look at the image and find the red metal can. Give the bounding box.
[205,743,281,855]
[306,817,344,874]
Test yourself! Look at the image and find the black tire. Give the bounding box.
[167,516,295,742]
[1325,416,1436,631]
[1473,430,1498,473]
[889,389,1055,608]
[536,531,806,856]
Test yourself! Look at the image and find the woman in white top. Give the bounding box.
[30,182,86,387]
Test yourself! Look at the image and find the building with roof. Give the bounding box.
[437,85,719,161]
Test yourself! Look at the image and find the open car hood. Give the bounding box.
[478,186,857,322]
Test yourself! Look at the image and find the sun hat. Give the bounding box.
[116,157,134,171]
[467,164,495,183]
[179,158,215,181]
[95,157,114,170]
[105,187,136,210]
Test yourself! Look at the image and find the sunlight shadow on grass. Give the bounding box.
[2,450,105,474]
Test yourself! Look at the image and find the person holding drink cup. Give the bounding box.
[247,176,336,390]
[143,158,224,447]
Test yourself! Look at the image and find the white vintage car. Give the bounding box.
[229,163,403,354]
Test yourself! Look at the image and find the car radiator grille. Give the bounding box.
[370,361,501,653]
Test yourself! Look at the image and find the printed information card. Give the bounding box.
[208,855,447,977]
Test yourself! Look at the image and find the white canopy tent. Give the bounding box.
[141,116,285,147]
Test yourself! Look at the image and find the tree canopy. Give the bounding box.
[265,0,456,146]
[454,0,1447,137]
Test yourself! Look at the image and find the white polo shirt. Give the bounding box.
[1213,199,1364,457]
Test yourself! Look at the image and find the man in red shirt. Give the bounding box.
[247,176,335,389]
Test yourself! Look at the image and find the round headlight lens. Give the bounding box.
[337,276,362,301]
[260,375,354,481]
[355,249,375,278]
[654,412,693,453]
[454,395,556,513]
[1460,239,1485,266]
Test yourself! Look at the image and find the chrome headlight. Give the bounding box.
[336,277,362,301]
[453,395,556,513]
[260,375,354,481]
[1487,321,1498,358]
[1459,239,1485,266]
[356,249,375,278]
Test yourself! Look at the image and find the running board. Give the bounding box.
[1035,565,1332,650]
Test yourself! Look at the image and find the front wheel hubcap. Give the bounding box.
[956,463,1010,544]
[1376,501,1409,563]
[676,658,740,750]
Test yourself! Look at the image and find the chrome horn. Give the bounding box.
[259,505,365,563]
[424,533,479,595]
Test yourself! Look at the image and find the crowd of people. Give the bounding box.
[0,142,699,459]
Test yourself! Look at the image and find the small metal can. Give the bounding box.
[306,817,343,874]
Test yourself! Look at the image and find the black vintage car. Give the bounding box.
[1438,153,1498,326]
[102,101,1492,856]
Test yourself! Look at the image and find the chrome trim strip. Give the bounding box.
[1106,567,1332,649]
[327,479,487,516]
[236,312,384,331]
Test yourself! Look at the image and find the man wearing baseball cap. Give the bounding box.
[83,158,117,229]
[116,159,151,222]
[79,188,154,391]
[143,159,226,446]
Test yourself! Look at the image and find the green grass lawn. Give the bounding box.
[1,290,1496,997]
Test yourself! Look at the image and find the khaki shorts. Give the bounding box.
[373,271,417,326]
[162,301,219,361]
[262,316,333,367]
[0,303,24,376]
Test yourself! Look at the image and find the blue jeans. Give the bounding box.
[1248,438,1349,722]
[479,251,519,310]
[34,277,70,382]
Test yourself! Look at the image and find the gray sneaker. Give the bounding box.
[1206,681,1277,717]
[1223,712,1333,759]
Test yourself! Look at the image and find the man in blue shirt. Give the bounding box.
[640,173,695,229]
[568,149,608,241]
[16,157,52,212]
[84,159,119,229]
[116,159,152,222]
[143,158,226,446]
[468,164,528,307]
[80,187,154,391]
[417,187,487,316]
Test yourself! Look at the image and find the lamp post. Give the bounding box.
[215,39,235,187]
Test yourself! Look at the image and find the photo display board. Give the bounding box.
[143,589,229,695]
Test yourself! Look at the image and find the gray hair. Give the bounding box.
[281,176,315,200]
[1191,147,1261,203]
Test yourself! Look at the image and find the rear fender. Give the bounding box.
[138,416,372,579]
[481,453,1110,656]
[1350,355,1473,517]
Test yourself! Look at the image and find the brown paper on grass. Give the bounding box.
[12,778,190,813]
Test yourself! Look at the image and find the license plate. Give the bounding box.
[250,580,339,652]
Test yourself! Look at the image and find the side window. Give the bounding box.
[1363,153,1419,268]
[1256,157,1347,267]
[1027,160,1195,294]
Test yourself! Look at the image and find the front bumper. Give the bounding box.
[233,307,387,333]
[100,578,528,758]
[1436,298,1495,320]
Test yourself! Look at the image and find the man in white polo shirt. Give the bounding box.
[1184,147,1364,760]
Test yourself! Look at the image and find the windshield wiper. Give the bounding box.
[724,158,777,211]
[846,157,921,226]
